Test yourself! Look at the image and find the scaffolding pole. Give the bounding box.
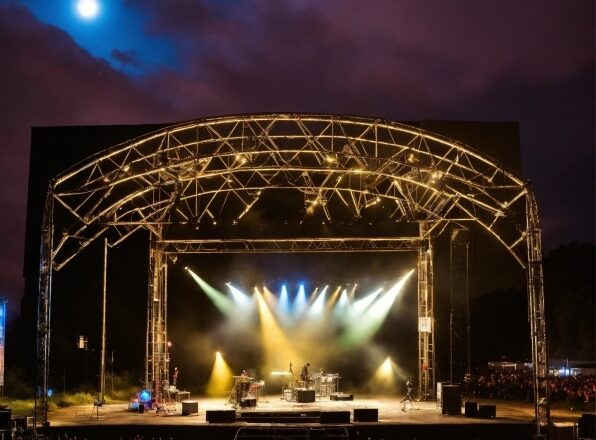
[146,228,169,404]
[36,190,54,429]
[526,188,550,433]
[417,222,435,400]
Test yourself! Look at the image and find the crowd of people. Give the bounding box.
[462,370,595,405]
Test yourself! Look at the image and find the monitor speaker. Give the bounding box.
[320,411,350,424]
[478,404,496,418]
[296,389,315,403]
[206,410,235,423]
[464,401,478,417]
[353,408,378,422]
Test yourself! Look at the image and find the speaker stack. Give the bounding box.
[578,413,595,439]
[0,408,10,430]
[441,385,462,415]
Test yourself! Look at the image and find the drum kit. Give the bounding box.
[314,373,341,397]
[227,375,265,409]
[227,368,342,406]
[280,372,341,402]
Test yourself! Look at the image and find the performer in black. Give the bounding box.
[300,362,310,383]
[400,377,415,411]
[172,367,179,389]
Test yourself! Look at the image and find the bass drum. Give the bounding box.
[283,388,294,401]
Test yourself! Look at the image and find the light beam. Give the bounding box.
[186,268,234,315]
[206,351,234,397]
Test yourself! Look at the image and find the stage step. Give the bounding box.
[236,411,322,424]
[235,426,349,439]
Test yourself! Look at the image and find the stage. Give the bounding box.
[40,394,584,439]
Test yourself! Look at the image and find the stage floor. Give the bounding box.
[47,393,582,427]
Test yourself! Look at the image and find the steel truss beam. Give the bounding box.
[36,114,549,433]
[158,237,421,253]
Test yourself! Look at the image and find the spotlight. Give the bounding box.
[139,389,152,403]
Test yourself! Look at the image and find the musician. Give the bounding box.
[300,362,310,382]
[172,367,179,389]
[400,377,415,411]
[236,369,251,405]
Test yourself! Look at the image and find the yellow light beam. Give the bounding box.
[255,288,301,374]
[325,286,341,312]
[206,351,234,397]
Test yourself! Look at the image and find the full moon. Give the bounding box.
[76,0,99,19]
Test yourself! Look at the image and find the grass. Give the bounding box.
[0,389,138,416]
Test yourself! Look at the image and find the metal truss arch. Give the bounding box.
[49,114,529,269]
[36,113,549,433]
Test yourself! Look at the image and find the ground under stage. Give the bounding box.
[43,394,586,439]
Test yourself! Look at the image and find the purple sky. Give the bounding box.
[0,0,593,315]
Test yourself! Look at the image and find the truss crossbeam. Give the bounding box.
[158,237,421,253]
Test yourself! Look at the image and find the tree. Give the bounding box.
[544,242,595,360]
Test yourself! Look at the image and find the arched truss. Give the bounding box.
[37,114,549,432]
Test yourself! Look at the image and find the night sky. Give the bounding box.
[0,0,594,318]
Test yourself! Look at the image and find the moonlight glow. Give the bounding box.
[76,0,99,19]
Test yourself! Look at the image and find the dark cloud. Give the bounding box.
[0,0,593,313]
[111,48,141,67]
[0,4,175,313]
